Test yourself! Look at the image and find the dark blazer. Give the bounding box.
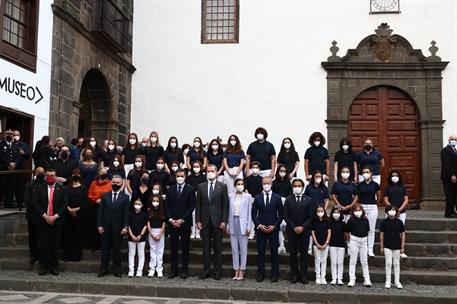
[31,183,67,226]
[252,191,283,230]
[24,180,43,222]
[441,145,457,181]
[196,180,229,227]
[97,191,130,233]
[0,141,22,170]
[283,193,313,232]
[166,183,196,227]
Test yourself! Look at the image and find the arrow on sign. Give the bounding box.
[35,87,43,104]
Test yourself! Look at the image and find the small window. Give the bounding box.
[0,0,39,71]
[201,0,239,44]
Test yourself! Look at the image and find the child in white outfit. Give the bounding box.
[147,194,166,277]
[128,199,148,277]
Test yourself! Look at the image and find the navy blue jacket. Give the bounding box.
[252,191,283,230]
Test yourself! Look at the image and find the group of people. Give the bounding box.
[3,127,457,288]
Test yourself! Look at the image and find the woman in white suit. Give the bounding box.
[226,178,254,280]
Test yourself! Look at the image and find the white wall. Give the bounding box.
[132,0,457,177]
[0,0,54,144]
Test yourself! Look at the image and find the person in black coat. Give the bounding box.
[440,135,457,218]
[165,169,196,279]
[0,129,24,208]
[97,175,130,277]
[50,145,78,186]
[23,166,45,265]
[283,178,313,284]
[31,168,67,275]
[12,129,30,210]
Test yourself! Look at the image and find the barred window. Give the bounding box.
[201,0,239,44]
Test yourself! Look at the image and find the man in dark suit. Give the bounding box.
[196,164,229,280]
[166,169,196,279]
[440,135,457,218]
[0,129,24,208]
[252,176,283,282]
[12,130,30,210]
[97,175,130,277]
[283,178,313,284]
[31,168,67,275]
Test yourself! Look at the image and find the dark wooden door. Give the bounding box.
[348,86,421,208]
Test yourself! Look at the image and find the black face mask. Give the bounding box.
[141,177,149,184]
[112,184,121,192]
[5,135,12,142]
[364,145,372,151]
[60,151,69,159]
[99,174,108,180]
[72,175,81,182]
[35,174,45,183]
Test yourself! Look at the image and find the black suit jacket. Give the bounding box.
[24,180,43,222]
[0,141,22,170]
[166,183,195,227]
[441,145,457,181]
[31,183,67,226]
[97,191,130,233]
[251,191,283,230]
[196,180,229,227]
[283,194,313,233]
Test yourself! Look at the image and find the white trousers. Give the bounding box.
[148,229,164,272]
[330,246,345,281]
[358,175,381,185]
[343,214,351,223]
[348,235,370,282]
[279,220,286,249]
[399,213,406,225]
[128,241,145,272]
[313,245,329,280]
[223,167,243,194]
[385,248,401,284]
[361,204,378,254]
[260,169,271,177]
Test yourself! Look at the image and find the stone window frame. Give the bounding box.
[201,0,239,44]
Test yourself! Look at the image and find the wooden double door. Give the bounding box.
[348,86,421,207]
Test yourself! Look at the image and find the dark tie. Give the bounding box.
[178,185,182,198]
[296,195,300,203]
[209,182,214,200]
[265,193,270,206]
[113,192,118,203]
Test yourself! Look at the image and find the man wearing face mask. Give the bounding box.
[196,165,229,280]
[97,175,130,277]
[50,145,78,186]
[246,127,276,179]
[165,169,196,279]
[24,167,45,265]
[252,177,283,282]
[440,135,457,218]
[0,129,23,208]
[31,169,67,275]
[283,178,313,284]
[12,130,30,210]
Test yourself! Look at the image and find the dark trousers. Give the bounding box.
[86,204,100,250]
[201,220,223,274]
[1,174,18,207]
[169,225,191,273]
[27,218,39,259]
[100,227,122,272]
[287,230,309,278]
[256,229,279,276]
[37,224,63,271]
[63,214,83,261]
[442,181,457,215]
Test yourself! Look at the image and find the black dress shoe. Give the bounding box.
[199,272,210,280]
[114,271,122,278]
[50,269,59,276]
[180,271,188,279]
[301,277,308,284]
[38,268,48,276]
[29,257,38,265]
[97,270,107,277]
[168,271,179,279]
[214,273,222,280]
[290,276,298,284]
[445,214,457,218]
[271,275,279,282]
[256,273,265,282]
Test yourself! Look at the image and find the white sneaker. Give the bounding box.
[278,246,287,254]
[157,270,163,278]
[195,232,201,239]
[248,234,255,240]
[368,251,375,257]
[321,278,327,285]
[385,282,391,289]
[395,282,403,289]
[128,270,134,278]
[363,280,372,287]
[337,279,344,285]
[330,279,337,285]
[348,280,355,287]
[135,271,142,277]
[400,253,408,259]
[315,277,321,284]
[190,232,196,239]
[148,270,155,277]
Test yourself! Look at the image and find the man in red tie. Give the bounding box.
[32,168,67,275]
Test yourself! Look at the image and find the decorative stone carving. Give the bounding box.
[372,23,397,62]
[427,41,441,62]
[327,41,341,62]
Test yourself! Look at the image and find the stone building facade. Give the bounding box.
[49,0,135,144]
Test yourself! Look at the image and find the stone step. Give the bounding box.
[0,270,456,304]
[0,246,455,271]
[0,257,456,286]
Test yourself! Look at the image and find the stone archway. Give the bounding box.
[321,23,448,209]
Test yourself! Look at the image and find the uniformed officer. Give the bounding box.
[0,129,23,208]
[13,130,30,210]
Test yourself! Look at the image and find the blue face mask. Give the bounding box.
[450,140,457,147]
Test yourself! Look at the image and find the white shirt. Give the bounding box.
[263,190,271,205]
[208,180,215,198]
[112,191,121,202]
[234,195,241,216]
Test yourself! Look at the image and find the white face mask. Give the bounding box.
[314,141,321,147]
[152,189,160,195]
[391,176,399,183]
[129,139,136,145]
[108,144,115,151]
[141,142,147,147]
[256,133,264,141]
[230,140,237,147]
[13,136,20,141]
[354,211,363,218]
[134,205,142,212]
[135,161,142,168]
[236,185,244,192]
[170,142,177,148]
[194,141,201,148]
[112,161,120,167]
[156,163,164,170]
[171,166,179,172]
[263,184,271,192]
[342,145,349,151]
[193,167,201,174]
[176,177,185,184]
[211,144,219,151]
[251,168,260,175]
[388,210,397,217]
[184,148,190,155]
[90,141,96,147]
[152,201,159,208]
[207,172,216,180]
[283,143,291,149]
[363,173,371,180]
[279,171,286,178]
[293,187,303,195]
[332,213,340,220]
[317,211,325,218]
[150,136,158,143]
[341,172,350,180]
[450,140,457,147]
[315,178,322,184]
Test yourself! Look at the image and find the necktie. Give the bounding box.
[296,195,300,203]
[113,192,118,203]
[178,185,182,198]
[48,186,54,216]
[209,182,214,200]
[265,193,270,206]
